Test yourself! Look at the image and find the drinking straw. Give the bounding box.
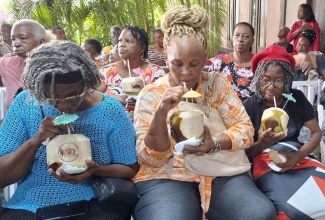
[127,59,132,78]
[273,96,277,108]
[183,82,189,109]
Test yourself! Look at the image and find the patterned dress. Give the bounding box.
[100,62,166,119]
[209,54,254,101]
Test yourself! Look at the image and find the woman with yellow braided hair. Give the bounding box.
[132,5,276,220]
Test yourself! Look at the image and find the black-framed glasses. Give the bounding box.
[260,78,286,88]
[45,92,85,106]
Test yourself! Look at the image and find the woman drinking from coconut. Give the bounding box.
[132,5,276,220]
[0,41,138,220]
[244,45,325,220]
[98,25,165,119]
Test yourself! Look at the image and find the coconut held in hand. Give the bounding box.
[170,110,204,143]
[121,77,144,96]
[261,107,289,134]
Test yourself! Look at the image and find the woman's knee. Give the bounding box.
[134,179,202,220]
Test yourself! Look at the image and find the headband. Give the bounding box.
[43,70,83,84]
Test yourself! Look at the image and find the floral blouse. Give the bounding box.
[209,54,254,101]
[133,72,254,214]
[100,62,166,96]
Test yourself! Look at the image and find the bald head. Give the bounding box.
[277,26,290,38]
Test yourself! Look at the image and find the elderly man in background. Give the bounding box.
[0,19,54,111]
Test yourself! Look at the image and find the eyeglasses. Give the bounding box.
[260,78,286,88]
[45,92,84,106]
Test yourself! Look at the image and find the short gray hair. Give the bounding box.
[23,41,101,102]
[13,19,54,42]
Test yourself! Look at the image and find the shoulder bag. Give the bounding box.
[90,176,139,207]
[181,71,251,177]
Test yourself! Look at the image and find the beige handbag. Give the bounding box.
[181,72,251,177]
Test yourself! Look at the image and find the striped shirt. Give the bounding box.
[148,45,165,65]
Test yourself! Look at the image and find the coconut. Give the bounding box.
[46,134,91,172]
[170,110,204,143]
[121,77,144,96]
[261,107,289,134]
[269,149,286,163]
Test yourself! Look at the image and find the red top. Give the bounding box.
[286,20,320,55]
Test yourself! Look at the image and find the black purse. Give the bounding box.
[90,176,139,207]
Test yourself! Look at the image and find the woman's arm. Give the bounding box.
[215,76,255,151]
[93,163,139,180]
[297,119,321,159]
[245,127,286,157]
[0,116,63,187]
[134,83,186,167]
[144,86,186,151]
[286,23,299,43]
[277,118,321,172]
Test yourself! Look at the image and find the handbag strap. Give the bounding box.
[202,71,218,118]
[40,105,45,119]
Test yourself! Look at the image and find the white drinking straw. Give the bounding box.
[127,59,132,78]
[273,96,277,108]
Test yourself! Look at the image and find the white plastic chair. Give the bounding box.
[291,80,321,105]
[0,87,6,120]
[292,80,325,164]
[316,82,325,165]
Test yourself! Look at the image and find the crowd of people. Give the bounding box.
[0,2,324,220]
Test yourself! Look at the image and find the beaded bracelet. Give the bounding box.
[208,137,221,153]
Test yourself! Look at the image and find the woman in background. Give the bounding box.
[286,3,320,55]
[99,25,165,118]
[209,22,255,101]
[148,29,165,66]
[294,29,319,80]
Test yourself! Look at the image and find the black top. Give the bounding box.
[243,89,314,142]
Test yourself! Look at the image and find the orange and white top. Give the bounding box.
[133,72,254,213]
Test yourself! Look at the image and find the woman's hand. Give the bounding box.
[33,117,70,146]
[299,24,311,33]
[257,127,286,150]
[184,125,215,156]
[49,159,100,184]
[158,85,187,114]
[276,151,302,173]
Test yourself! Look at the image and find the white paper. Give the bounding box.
[174,137,202,153]
[267,154,287,172]
[56,163,89,175]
